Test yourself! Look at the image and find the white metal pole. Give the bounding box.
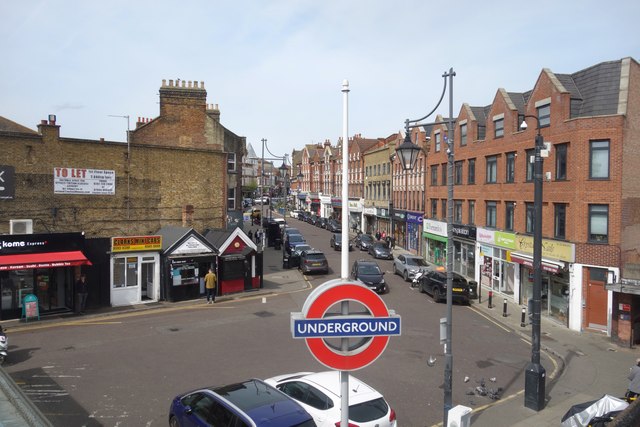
[340,79,350,427]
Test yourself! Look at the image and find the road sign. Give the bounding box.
[0,165,15,199]
[291,279,401,371]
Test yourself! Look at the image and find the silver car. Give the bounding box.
[393,254,432,281]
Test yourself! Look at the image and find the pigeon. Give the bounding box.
[464,376,470,383]
[427,356,437,367]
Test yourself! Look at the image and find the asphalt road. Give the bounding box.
[4,218,541,427]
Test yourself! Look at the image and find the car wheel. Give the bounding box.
[393,264,398,275]
[169,416,180,427]
[403,270,409,282]
[433,287,441,303]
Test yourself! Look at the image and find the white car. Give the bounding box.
[265,371,397,427]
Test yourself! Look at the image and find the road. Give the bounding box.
[3,217,545,426]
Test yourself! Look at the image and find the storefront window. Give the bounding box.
[427,239,446,266]
[113,257,139,288]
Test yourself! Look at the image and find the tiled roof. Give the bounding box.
[569,59,622,117]
[0,116,38,134]
[507,92,527,114]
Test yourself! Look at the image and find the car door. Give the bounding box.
[277,381,332,426]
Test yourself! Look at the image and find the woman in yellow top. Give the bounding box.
[204,268,217,304]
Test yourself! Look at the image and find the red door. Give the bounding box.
[586,268,608,331]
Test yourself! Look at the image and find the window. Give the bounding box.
[486,156,497,183]
[494,118,504,138]
[441,199,447,219]
[431,199,438,218]
[589,204,608,243]
[555,203,566,239]
[468,158,476,184]
[460,123,467,146]
[468,200,475,225]
[454,200,463,223]
[441,163,447,186]
[590,140,610,179]
[525,202,535,234]
[431,165,438,186]
[227,188,235,210]
[537,104,550,128]
[505,202,515,231]
[486,201,497,228]
[227,153,236,171]
[556,143,568,180]
[435,133,441,152]
[506,152,516,183]
[113,257,138,288]
[526,148,535,182]
[454,161,463,185]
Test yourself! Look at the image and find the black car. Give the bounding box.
[298,211,310,222]
[419,269,471,304]
[283,244,312,269]
[354,233,374,251]
[368,242,392,259]
[307,214,319,225]
[299,250,329,274]
[327,219,341,232]
[350,259,387,294]
[329,233,353,251]
[316,217,328,228]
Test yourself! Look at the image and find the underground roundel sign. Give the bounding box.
[291,279,401,371]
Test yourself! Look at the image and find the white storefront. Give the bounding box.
[110,235,162,307]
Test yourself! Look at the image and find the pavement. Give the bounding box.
[1,217,638,426]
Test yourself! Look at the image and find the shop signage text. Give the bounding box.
[476,228,575,262]
[112,236,162,252]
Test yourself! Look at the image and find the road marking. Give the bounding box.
[467,306,510,332]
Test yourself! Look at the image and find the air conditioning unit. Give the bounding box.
[10,219,33,235]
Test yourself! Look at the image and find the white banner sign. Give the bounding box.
[54,167,116,195]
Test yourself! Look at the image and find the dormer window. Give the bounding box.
[494,117,504,138]
[435,132,441,152]
[537,103,550,127]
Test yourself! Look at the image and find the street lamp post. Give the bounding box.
[297,169,303,210]
[389,152,396,241]
[404,68,455,425]
[521,115,546,411]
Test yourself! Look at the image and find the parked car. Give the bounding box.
[290,210,303,219]
[351,259,387,294]
[285,233,307,255]
[316,217,328,229]
[393,254,433,282]
[368,242,392,259]
[419,269,471,304]
[329,233,353,251]
[299,250,329,275]
[298,211,310,222]
[283,227,301,239]
[354,233,374,251]
[168,378,315,427]
[326,218,341,232]
[265,371,397,427]
[307,214,319,225]
[284,244,312,269]
[242,198,253,208]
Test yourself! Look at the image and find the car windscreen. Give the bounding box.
[360,235,373,242]
[358,264,381,275]
[293,245,311,255]
[288,235,305,243]
[406,257,428,266]
[349,397,389,422]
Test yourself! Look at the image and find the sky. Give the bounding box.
[1,0,638,161]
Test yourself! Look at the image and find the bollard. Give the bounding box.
[478,283,482,304]
[488,290,493,308]
[502,298,508,317]
[521,307,527,327]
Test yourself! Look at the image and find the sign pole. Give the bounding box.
[340,79,350,427]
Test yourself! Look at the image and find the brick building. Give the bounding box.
[424,57,640,344]
[0,79,247,319]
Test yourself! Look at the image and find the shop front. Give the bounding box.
[309,193,321,215]
[0,232,92,320]
[348,199,362,232]
[476,227,575,328]
[110,235,162,307]
[406,212,423,255]
[363,206,376,235]
[424,219,447,267]
[204,228,260,295]
[374,207,390,236]
[325,195,336,218]
[392,211,406,249]
[297,192,308,211]
[452,224,477,280]
[158,227,216,303]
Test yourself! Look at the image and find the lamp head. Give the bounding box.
[520,120,528,130]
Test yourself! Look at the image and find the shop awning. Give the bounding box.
[509,252,564,274]
[0,251,92,271]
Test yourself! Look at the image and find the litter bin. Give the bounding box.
[282,254,289,269]
[468,280,478,300]
[274,238,282,251]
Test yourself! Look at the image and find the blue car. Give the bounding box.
[169,379,316,427]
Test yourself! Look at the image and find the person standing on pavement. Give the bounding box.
[375,230,381,241]
[204,268,217,304]
[627,358,640,399]
[75,273,89,314]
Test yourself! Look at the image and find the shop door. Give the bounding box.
[141,262,155,301]
[586,268,608,330]
[244,259,252,291]
[492,259,501,291]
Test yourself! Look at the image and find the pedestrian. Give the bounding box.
[248,230,253,240]
[204,268,217,304]
[375,230,381,241]
[627,358,640,399]
[75,273,89,314]
[381,230,387,240]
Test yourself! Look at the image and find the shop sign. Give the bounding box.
[363,207,376,215]
[424,219,447,236]
[392,211,406,221]
[619,303,631,312]
[22,294,40,322]
[0,165,15,199]
[0,233,85,255]
[452,224,476,240]
[112,235,162,253]
[331,197,342,207]
[172,236,212,255]
[348,200,361,211]
[477,227,495,244]
[54,167,116,195]
[406,212,423,224]
[291,279,400,371]
[376,208,389,218]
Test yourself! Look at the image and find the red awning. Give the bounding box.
[509,253,562,274]
[0,251,92,271]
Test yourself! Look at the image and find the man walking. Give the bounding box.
[75,274,89,314]
[204,268,217,304]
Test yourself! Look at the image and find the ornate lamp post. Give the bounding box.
[520,115,546,411]
[389,152,396,241]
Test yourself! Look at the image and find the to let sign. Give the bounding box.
[54,167,116,195]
